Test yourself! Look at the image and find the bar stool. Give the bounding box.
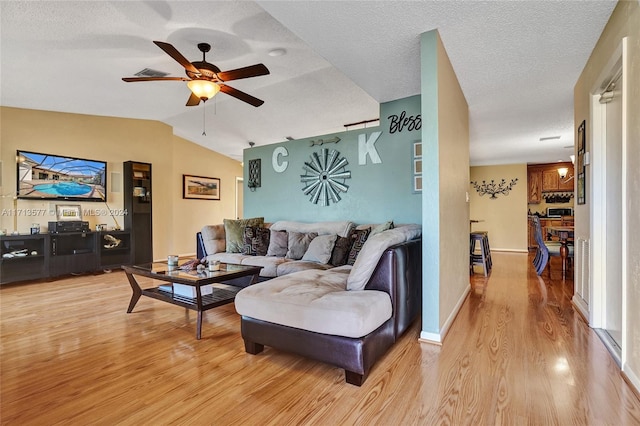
[470,231,492,276]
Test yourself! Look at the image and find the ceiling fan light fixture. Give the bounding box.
[187,79,220,101]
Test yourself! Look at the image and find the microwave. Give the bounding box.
[547,207,573,218]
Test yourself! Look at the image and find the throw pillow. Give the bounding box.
[330,235,352,266]
[266,229,288,257]
[301,234,338,264]
[370,221,394,236]
[242,226,270,256]
[224,217,264,253]
[347,227,371,266]
[286,232,318,260]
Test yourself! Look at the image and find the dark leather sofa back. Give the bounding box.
[364,238,422,339]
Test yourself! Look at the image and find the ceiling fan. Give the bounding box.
[122,41,270,107]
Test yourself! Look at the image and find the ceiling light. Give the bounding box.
[187,79,220,101]
[268,48,287,57]
[539,136,561,141]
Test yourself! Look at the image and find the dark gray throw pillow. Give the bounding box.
[347,227,371,266]
[330,235,352,266]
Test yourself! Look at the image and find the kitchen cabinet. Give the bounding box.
[527,162,574,203]
[537,162,573,192]
[528,169,543,204]
[542,169,560,192]
[558,174,574,191]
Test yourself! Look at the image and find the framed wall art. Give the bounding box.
[183,175,220,200]
[55,204,83,221]
[412,141,422,193]
[577,120,586,205]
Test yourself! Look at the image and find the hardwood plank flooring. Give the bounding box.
[2,253,640,425]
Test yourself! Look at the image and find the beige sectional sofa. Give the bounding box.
[199,220,366,278]
[196,219,422,385]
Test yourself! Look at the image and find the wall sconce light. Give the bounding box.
[557,167,569,179]
[570,155,575,165]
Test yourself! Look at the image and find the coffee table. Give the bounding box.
[123,262,262,339]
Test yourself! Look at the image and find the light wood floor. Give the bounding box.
[2,252,640,425]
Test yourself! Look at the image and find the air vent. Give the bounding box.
[134,68,169,78]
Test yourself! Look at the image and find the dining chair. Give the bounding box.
[531,216,574,276]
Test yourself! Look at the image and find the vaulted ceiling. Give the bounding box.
[1,1,616,164]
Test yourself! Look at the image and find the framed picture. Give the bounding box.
[183,175,220,200]
[412,141,422,193]
[56,204,82,221]
[414,176,423,192]
[577,120,586,205]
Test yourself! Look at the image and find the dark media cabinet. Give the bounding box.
[0,230,132,285]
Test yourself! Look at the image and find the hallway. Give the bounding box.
[459,252,640,424]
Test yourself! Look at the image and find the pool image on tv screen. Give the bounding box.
[17,150,107,202]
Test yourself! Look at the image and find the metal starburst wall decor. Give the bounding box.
[470,178,518,199]
[300,148,351,206]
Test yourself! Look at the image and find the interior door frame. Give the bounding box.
[235,176,244,220]
[589,38,628,365]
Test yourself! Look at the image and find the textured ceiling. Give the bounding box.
[1,1,616,165]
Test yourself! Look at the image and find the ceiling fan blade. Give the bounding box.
[186,92,201,106]
[153,41,201,75]
[217,64,270,82]
[122,77,188,82]
[219,85,264,107]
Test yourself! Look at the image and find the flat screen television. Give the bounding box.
[16,150,107,202]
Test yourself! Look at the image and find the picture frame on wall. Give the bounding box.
[183,175,220,200]
[412,141,422,193]
[577,120,586,205]
[55,204,83,221]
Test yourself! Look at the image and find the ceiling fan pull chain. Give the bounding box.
[202,101,206,136]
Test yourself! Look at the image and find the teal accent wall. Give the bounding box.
[420,30,440,336]
[244,96,422,225]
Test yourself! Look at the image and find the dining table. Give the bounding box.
[546,226,575,279]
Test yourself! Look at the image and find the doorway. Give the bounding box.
[603,71,623,348]
[235,177,244,219]
[590,38,627,364]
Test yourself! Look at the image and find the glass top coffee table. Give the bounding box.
[123,261,262,339]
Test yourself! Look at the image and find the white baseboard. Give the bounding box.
[572,295,590,324]
[491,248,529,253]
[419,285,470,344]
[622,363,640,397]
[419,331,443,345]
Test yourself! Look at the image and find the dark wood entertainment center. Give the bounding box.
[0,230,131,285]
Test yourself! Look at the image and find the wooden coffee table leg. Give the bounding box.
[125,273,143,313]
[196,310,203,340]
